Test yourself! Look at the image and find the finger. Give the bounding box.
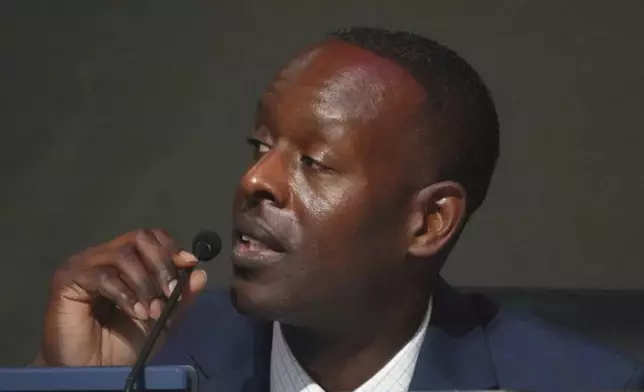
[74,266,148,321]
[160,269,207,329]
[186,269,207,295]
[113,246,159,308]
[98,278,148,321]
[165,267,205,301]
[149,297,165,320]
[150,228,198,268]
[145,270,202,321]
[149,228,179,254]
[152,229,199,269]
[173,250,199,269]
[149,297,178,333]
[160,251,198,297]
[147,270,206,325]
[134,229,177,297]
[175,269,207,316]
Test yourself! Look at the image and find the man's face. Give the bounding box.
[230,40,429,325]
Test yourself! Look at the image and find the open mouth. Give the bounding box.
[234,229,286,254]
[238,233,273,252]
[231,218,288,268]
[232,230,287,269]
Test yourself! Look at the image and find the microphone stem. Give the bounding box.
[124,268,192,392]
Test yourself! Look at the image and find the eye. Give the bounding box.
[246,137,271,159]
[300,155,332,173]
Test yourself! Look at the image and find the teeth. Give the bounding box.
[239,233,269,250]
[241,234,260,246]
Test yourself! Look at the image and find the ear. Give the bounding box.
[407,181,466,258]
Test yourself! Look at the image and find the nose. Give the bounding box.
[239,148,289,209]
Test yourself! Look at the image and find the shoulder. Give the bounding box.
[151,288,257,365]
[483,306,644,389]
[172,288,249,335]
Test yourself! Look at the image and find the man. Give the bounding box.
[35,27,644,391]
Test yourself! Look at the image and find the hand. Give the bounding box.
[36,229,207,366]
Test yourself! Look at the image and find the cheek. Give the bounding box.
[299,175,359,220]
[294,173,377,254]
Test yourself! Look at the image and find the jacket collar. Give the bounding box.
[409,277,499,390]
[190,278,499,391]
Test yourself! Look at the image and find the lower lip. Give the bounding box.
[231,240,287,268]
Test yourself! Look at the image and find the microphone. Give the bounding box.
[124,230,222,392]
[191,230,222,261]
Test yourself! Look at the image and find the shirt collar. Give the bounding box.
[270,297,433,392]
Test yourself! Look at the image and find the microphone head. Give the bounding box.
[191,230,222,261]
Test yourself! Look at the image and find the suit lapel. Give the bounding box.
[242,321,273,392]
[186,308,273,392]
[409,278,499,390]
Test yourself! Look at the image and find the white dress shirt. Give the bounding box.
[270,298,433,392]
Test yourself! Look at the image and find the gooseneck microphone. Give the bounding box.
[124,230,222,392]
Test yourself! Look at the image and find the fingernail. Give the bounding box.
[150,299,162,320]
[178,250,198,262]
[133,303,148,320]
[167,279,177,295]
[196,269,208,285]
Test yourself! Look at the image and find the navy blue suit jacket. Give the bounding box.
[151,279,644,391]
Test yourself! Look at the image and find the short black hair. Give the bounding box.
[328,27,499,218]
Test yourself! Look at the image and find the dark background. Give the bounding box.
[1,1,643,365]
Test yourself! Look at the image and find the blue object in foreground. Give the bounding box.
[0,365,197,392]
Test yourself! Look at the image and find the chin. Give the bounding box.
[229,275,285,322]
[229,274,319,327]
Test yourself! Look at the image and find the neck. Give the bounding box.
[281,277,433,391]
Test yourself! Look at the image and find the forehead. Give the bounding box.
[260,40,426,136]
